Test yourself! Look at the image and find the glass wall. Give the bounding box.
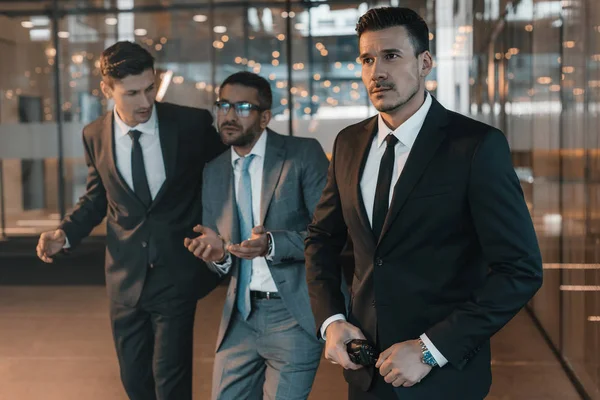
[0,0,385,236]
[0,1,599,394]
[472,0,600,397]
[0,10,61,235]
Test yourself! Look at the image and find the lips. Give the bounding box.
[221,125,241,132]
[371,87,391,94]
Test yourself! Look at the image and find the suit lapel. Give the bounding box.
[104,111,145,207]
[377,97,449,244]
[215,153,241,246]
[259,130,285,225]
[215,152,241,350]
[352,117,378,246]
[149,102,178,210]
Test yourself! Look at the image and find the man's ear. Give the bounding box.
[420,51,433,78]
[260,110,272,130]
[100,80,112,99]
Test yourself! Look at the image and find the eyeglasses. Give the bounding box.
[213,101,265,118]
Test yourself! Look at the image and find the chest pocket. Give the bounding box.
[407,184,454,200]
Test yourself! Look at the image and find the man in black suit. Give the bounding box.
[305,7,543,400]
[35,41,226,400]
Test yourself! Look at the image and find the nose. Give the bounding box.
[219,113,237,128]
[371,59,387,82]
[140,93,152,108]
[225,106,237,118]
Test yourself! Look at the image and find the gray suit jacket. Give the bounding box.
[202,129,329,350]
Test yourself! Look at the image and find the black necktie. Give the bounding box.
[372,134,399,239]
[128,129,152,207]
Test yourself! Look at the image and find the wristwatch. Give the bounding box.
[215,234,229,264]
[419,338,438,367]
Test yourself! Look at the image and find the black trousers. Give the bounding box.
[110,265,197,400]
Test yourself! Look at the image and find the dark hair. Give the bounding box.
[356,7,430,56]
[220,71,273,110]
[100,41,155,83]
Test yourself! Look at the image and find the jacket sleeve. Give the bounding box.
[58,132,108,248]
[425,129,543,369]
[270,139,329,265]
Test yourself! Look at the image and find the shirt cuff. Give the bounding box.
[266,232,275,261]
[212,253,232,275]
[320,314,346,340]
[63,236,71,249]
[420,333,448,367]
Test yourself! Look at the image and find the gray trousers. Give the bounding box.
[212,298,323,400]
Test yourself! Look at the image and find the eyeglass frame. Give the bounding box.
[213,100,267,118]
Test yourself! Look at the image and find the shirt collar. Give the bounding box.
[231,129,268,167]
[376,92,432,149]
[114,103,157,137]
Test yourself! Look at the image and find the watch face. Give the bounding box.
[423,352,437,367]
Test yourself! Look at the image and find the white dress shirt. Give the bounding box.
[113,105,166,200]
[213,130,278,293]
[320,93,448,367]
[64,105,165,249]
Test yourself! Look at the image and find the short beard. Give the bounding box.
[220,120,263,147]
[375,83,420,114]
[226,130,256,147]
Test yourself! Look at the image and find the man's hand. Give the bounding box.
[184,225,225,262]
[324,320,366,370]
[376,340,432,387]
[228,225,268,260]
[36,229,67,263]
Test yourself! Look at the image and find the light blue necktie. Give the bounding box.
[236,154,255,319]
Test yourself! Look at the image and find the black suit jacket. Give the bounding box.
[305,96,543,399]
[59,102,227,306]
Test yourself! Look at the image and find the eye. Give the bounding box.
[362,57,374,65]
[384,53,399,60]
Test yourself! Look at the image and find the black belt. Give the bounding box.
[250,291,281,300]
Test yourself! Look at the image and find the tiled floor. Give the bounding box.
[0,284,581,400]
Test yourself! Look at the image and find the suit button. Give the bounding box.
[371,300,376,307]
[149,263,155,269]
[142,241,148,248]
[375,258,383,267]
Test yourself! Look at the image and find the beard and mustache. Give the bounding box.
[219,120,262,147]
[370,80,420,113]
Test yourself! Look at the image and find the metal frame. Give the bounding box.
[52,0,66,219]
[0,159,6,239]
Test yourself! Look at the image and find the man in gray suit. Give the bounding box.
[184,72,328,399]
